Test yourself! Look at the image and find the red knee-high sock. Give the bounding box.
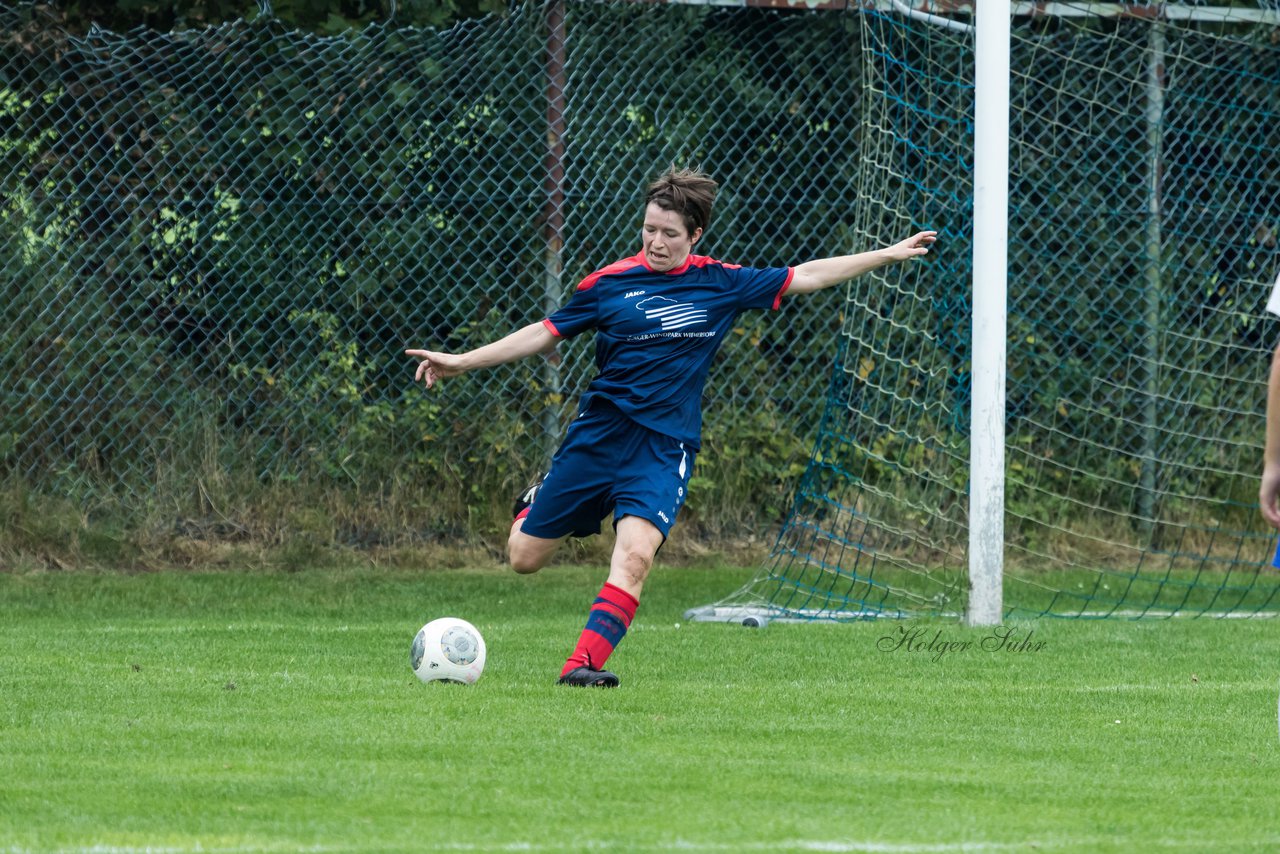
[560,582,639,677]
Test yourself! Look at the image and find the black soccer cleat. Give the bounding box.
[512,473,545,518]
[557,666,620,688]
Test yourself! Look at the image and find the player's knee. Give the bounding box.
[507,534,546,575]
[509,552,543,575]
[615,546,653,587]
[507,546,541,575]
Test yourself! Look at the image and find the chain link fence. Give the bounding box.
[1,0,868,544]
[4,1,1278,557]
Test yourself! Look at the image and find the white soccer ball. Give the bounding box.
[411,617,487,685]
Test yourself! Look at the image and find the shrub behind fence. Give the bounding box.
[1,1,863,542]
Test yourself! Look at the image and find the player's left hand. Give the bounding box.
[887,231,938,261]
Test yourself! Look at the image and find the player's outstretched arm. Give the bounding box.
[406,321,558,389]
[786,231,937,297]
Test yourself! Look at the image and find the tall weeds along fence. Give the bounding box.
[2,1,1277,556]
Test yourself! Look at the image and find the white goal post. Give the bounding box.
[685,0,1280,626]
[879,0,1279,625]
[967,0,1009,626]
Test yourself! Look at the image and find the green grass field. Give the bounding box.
[2,563,1278,852]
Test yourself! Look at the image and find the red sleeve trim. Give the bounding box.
[772,267,796,310]
[542,318,562,338]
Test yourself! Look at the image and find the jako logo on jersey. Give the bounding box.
[625,290,646,299]
[636,295,707,331]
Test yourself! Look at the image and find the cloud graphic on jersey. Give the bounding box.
[636,295,707,331]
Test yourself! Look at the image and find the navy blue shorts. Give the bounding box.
[520,400,696,541]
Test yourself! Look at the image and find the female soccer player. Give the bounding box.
[406,167,936,687]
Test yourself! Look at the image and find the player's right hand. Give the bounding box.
[405,349,466,389]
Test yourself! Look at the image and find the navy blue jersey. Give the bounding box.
[543,251,794,449]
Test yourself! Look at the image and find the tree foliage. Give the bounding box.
[31,0,502,35]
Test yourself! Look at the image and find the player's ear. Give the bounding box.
[691,227,702,244]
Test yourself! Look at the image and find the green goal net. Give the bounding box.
[689,2,1280,622]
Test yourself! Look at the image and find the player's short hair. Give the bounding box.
[646,166,717,237]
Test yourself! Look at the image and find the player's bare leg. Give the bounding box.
[507,472,565,574]
[507,521,565,575]
[558,516,664,687]
[605,515,665,600]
